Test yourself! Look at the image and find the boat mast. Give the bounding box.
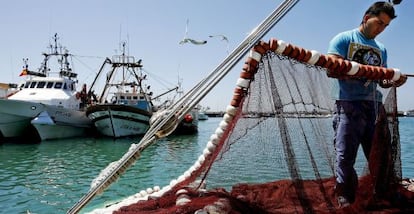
[38,33,77,79]
[95,42,145,103]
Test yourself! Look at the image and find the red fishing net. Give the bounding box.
[115,176,414,214]
[111,39,414,213]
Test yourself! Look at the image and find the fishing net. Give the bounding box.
[92,38,414,214]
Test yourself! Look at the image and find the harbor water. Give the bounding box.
[1,117,413,214]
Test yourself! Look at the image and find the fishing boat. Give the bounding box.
[404,110,414,117]
[153,81,200,135]
[86,43,155,138]
[173,82,200,134]
[0,34,92,141]
[197,105,209,120]
[173,107,199,134]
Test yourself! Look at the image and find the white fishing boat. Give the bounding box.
[197,105,209,121]
[31,103,92,141]
[86,43,154,138]
[0,34,92,141]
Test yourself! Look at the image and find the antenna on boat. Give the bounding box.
[52,33,59,55]
[18,58,41,77]
[22,58,29,72]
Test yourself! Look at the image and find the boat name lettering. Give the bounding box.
[120,124,140,131]
[55,110,72,117]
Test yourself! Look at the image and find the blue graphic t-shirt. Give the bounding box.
[327,28,387,101]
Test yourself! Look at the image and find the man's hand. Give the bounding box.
[379,74,407,88]
[395,74,408,87]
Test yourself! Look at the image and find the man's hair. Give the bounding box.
[364,1,397,19]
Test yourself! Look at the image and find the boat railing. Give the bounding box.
[60,70,78,79]
[112,55,135,64]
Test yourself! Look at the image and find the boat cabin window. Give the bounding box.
[30,81,37,88]
[37,81,46,88]
[139,95,145,99]
[63,83,67,90]
[126,96,132,100]
[24,82,30,88]
[54,82,63,89]
[46,82,54,88]
[133,96,138,100]
[120,96,125,100]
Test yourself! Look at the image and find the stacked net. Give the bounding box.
[94,39,414,214]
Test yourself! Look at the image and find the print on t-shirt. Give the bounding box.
[348,42,382,66]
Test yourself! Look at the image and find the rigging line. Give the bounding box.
[67,1,300,213]
[71,55,104,78]
[141,68,178,90]
[71,54,105,59]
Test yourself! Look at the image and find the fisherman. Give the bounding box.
[79,83,88,109]
[327,1,407,208]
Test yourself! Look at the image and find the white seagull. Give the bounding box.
[208,34,229,42]
[179,19,207,45]
[209,34,230,54]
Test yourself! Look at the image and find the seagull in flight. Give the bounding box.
[209,34,229,42]
[179,38,207,45]
[209,34,230,54]
[179,19,207,45]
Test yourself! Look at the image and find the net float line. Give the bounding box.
[230,38,407,108]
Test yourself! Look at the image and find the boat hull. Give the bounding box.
[31,107,92,141]
[198,112,209,120]
[174,109,199,135]
[0,99,44,138]
[31,123,90,141]
[86,104,152,138]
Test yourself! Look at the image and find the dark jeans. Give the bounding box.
[333,100,379,201]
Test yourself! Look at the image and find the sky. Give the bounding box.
[1,0,414,111]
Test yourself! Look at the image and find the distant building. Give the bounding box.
[0,83,19,98]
